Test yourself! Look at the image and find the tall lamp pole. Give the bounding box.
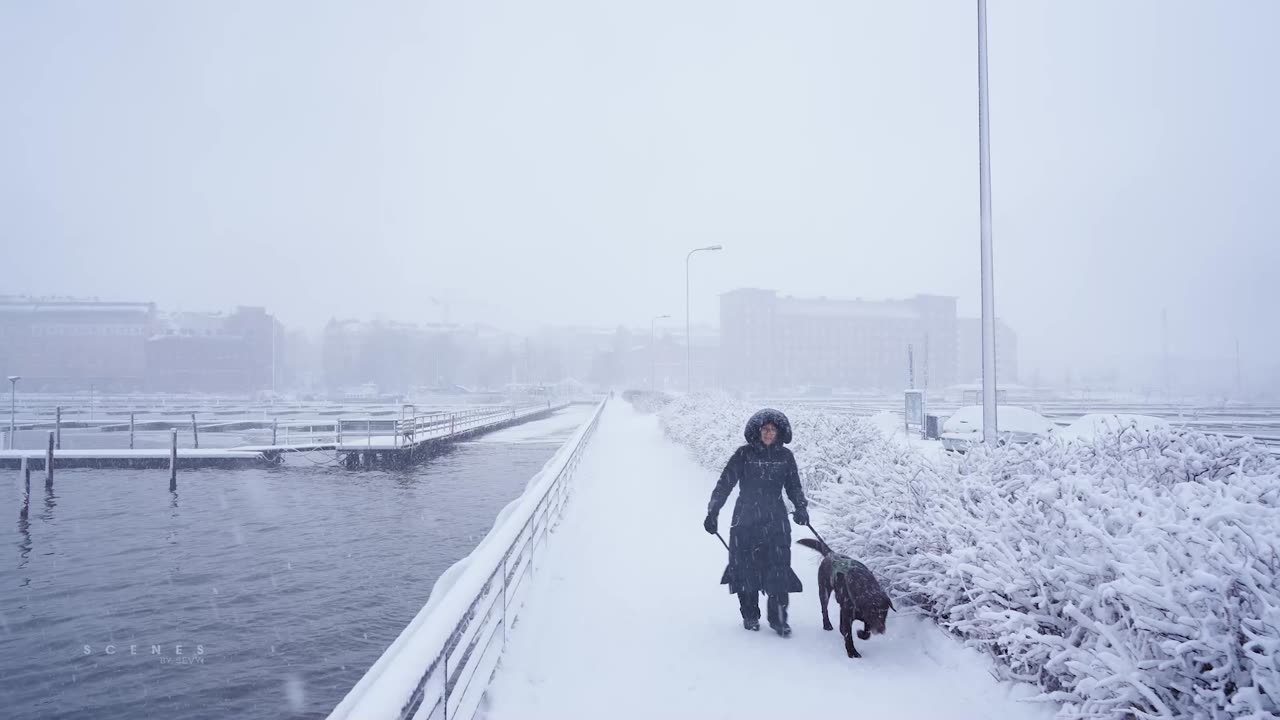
[650,314,670,391]
[685,245,723,393]
[977,0,999,444]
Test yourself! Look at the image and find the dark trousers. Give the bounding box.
[738,591,789,626]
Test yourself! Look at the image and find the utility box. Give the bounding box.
[904,389,925,434]
[924,414,941,440]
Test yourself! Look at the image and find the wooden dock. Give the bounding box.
[1,403,571,472]
[0,448,265,470]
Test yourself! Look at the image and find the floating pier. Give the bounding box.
[1,403,570,472]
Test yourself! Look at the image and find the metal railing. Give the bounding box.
[329,398,607,720]
[334,403,561,449]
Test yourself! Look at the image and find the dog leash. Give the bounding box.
[805,521,830,551]
[715,522,824,553]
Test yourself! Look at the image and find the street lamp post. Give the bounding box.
[685,245,723,394]
[650,314,671,391]
[977,0,999,444]
[7,376,20,451]
[271,319,277,399]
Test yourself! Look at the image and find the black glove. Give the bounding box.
[793,507,809,526]
[704,514,718,535]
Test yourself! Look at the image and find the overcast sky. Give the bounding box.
[2,0,1276,387]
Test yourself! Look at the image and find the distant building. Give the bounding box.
[625,324,718,392]
[0,298,155,391]
[956,317,1018,385]
[321,319,508,394]
[720,289,958,391]
[146,306,280,393]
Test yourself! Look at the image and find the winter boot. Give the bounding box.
[767,594,791,637]
[738,591,761,631]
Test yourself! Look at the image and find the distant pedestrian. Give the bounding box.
[703,408,809,636]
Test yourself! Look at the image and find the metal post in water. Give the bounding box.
[21,455,30,519]
[977,0,999,444]
[191,413,199,449]
[6,375,18,451]
[272,419,278,446]
[45,431,54,485]
[129,412,135,450]
[169,429,178,486]
[55,406,62,450]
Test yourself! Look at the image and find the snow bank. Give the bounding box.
[1058,413,1169,442]
[658,394,1280,719]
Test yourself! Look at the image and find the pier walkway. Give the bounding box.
[0,403,570,471]
[331,401,1053,720]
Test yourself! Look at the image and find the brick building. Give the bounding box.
[720,289,960,391]
[0,298,155,391]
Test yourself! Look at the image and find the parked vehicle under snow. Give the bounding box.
[939,405,1057,452]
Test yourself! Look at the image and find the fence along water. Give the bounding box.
[328,398,607,720]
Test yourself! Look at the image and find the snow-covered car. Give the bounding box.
[1057,413,1169,442]
[940,405,1057,452]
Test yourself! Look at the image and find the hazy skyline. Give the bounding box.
[2,1,1277,389]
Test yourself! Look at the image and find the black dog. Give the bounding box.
[796,538,893,658]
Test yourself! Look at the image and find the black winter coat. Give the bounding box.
[707,409,808,596]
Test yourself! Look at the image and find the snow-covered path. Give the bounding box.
[482,401,1055,720]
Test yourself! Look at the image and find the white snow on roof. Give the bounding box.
[943,405,1058,435]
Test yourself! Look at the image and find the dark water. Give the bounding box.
[0,411,587,719]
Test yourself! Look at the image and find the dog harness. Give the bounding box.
[829,555,855,578]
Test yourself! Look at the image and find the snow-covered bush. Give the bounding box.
[621,390,674,414]
[659,396,1280,719]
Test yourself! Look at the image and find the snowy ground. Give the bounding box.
[471,405,596,445]
[481,402,1054,720]
[865,409,949,459]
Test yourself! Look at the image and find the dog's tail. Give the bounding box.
[796,537,830,556]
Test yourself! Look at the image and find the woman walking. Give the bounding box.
[703,408,809,636]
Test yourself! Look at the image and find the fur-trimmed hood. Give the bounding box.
[744,408,792,446]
